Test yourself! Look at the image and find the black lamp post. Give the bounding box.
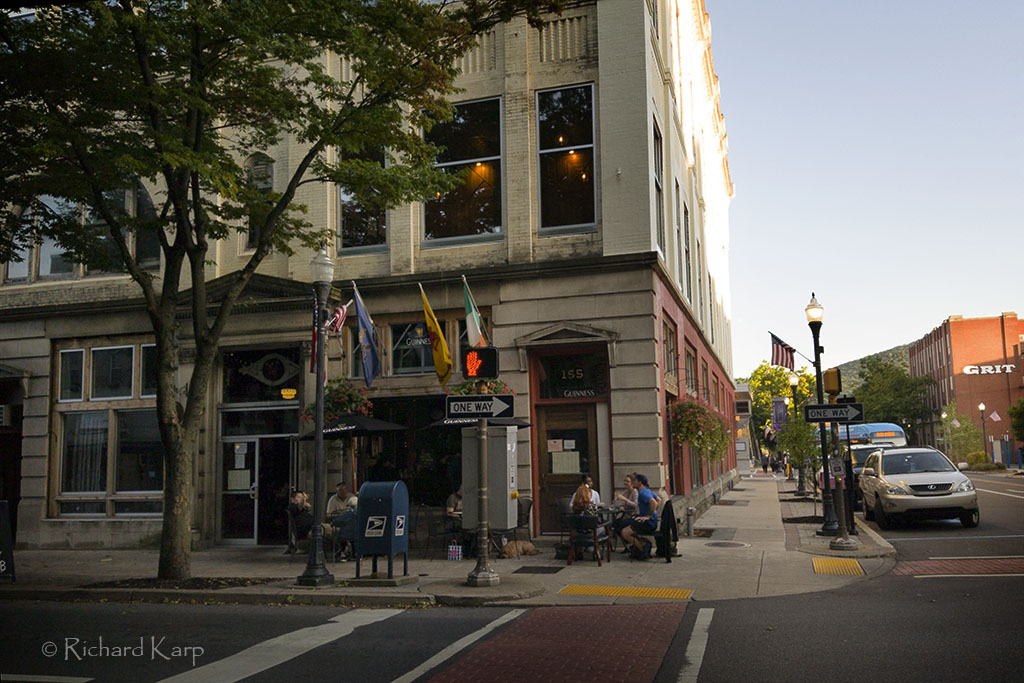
[297,245,335,587]
[806,293,839,536]
[979,402,989,463]
[790,372,808,496]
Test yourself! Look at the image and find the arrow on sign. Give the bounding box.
[803,403,864,424]
[445,394,515,419]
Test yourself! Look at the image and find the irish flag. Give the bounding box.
[463,275,488,348]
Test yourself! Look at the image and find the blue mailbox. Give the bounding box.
[354,480,409,579]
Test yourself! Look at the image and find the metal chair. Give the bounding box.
[490,496,534,558]
[567,513,612,566]
[556,496,573,544]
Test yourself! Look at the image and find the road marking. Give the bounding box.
[0,677,93,682]
[676,608,714,683]
[885,534,1024,541]
[559,585,693,600]
[976,487,1024,500]
[391,609,525,683]
[811,557,864,576]
[157,609,402,683]
[929,555,1024,560]
[914,574,1024,579]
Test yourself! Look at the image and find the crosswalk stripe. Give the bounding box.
[156,609,402,683]
[676,608,715,683]
[0,677,93,682]
[976,487,1024,499]
[391,609,526,683]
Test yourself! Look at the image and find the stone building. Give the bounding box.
[0,0,736,547]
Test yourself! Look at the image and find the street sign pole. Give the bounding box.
[467,416,499,587]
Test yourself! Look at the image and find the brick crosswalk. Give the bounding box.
[892,558,1024,575]
[427,604,687,683]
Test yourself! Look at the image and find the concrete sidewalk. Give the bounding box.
[1,474,895,607]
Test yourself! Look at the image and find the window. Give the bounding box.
[141,344,158,398]
[682,202,691,302]
[338,146,387,251]
[684,343,697,395]
[3,196,75,283]
[62,412,108,494]
[425,98,502,241]
[91,346,134,400]
[696,240,704,324]
[134,182,161,270]
[59,349,84,402]
[537,84,595,231]
[391,322,435,375]
[245,153,274,249]
[653,120,664,252]
[349,327,364,378]
[709,275,715,343]
[712,376,719,412]
[116,410,163,493]
[701,360,709,402]
[663,320,677,377]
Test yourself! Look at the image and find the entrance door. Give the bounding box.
[536,404,598,533]
[221,437,292,544]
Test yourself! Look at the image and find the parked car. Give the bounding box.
[849,443,896,509]
[859,447,979,529]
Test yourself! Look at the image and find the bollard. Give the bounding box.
[686,506,696,537]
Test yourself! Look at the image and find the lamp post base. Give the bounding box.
[466,564,500,587]
[296,572,335,587]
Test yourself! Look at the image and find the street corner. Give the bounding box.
[418,575,546,606]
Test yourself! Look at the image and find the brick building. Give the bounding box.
[0,0,737,548]
[909,313,1024,463]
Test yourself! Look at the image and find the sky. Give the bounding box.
[706,1,1024,380]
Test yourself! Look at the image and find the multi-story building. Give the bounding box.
[909,313,1023,463]
[0,0,736,548]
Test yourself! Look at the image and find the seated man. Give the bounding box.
[619,473,658,559]
[323,482,359,560]
[569,473,602,508]
[445,486,463,532]
[286,489,313,553]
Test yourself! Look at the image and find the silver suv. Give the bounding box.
[859,447,979,529]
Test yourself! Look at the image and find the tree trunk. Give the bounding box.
[158,433,193,580]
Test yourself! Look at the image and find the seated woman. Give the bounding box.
[286,489,313,553]
[619,473,658,559]
[612,473,639,548]
[445,486,463,532]
[571,479,597,516]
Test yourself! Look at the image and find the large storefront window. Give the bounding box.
[62,412,108,494]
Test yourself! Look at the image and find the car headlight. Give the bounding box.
[956,480,975,492]
[885,484,909,495]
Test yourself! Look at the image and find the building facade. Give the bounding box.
[909,313,1023,463]
[0,0,736,548]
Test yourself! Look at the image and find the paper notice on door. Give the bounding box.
[551,451,578,474]
[547,439,563,453]
[563,439,576,450]
[234,453,245,469]
[227,469,251,491]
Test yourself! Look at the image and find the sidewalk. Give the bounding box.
[1,474,895,607]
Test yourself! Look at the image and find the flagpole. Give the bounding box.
[462,274,489,346]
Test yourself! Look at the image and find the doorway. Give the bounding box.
[536,403,598,533]
[220,437,291,544]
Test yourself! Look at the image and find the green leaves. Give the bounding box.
[668,398,731,464]
[857,356,933,439]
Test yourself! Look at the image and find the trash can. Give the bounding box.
[354,480,409,579]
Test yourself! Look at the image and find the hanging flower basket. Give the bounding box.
[446,378,515,396]
[668,398,730,464]
[301,377,373,423]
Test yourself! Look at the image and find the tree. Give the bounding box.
[0,0,563,579]
[777,418,819,477]
[1006,398,1024,448]
[940,401,983,463]
[856,356,933,441]
[738,362,815,449]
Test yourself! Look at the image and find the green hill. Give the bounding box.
[836,343,911,397]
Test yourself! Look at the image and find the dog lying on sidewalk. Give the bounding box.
[499,540,541,558]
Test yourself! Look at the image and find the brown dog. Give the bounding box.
[499,540,541,558]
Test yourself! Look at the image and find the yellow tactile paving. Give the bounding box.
[558,585,693,600]
[812,557,865,576]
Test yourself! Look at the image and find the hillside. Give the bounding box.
[836,343,911,397]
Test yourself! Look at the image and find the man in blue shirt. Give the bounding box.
[620,473,658,559]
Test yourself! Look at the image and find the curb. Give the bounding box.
[794,518,897,559]
[419,576,546,606]
[0,586,436,608]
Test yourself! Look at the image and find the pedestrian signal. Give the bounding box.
[462,346,499,380]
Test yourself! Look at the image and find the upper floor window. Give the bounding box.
[653,120,664,252]
[338,146,387,251]
[701,360,709,402]
[537,84,595,232]
[3,196,75,283]
[662,319,677,377]
[425,98,502,242]
[684,343,697,395]
[244,153,274,250]
[682,202,692,302]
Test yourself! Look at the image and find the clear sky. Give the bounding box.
[706,1,1024,380]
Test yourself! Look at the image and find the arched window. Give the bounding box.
[244,153,275,249]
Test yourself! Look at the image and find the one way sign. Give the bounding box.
[445,394,514,419]
[803,403,864,424]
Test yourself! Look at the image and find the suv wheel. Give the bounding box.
[960,509,979,528]
[874,497,892,530]
[863,494,875,521]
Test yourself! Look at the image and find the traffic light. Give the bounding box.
[461,346,499,380]
[824,367,842,396]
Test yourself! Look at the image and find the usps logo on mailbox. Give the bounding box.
[395,515,406,537]
[365,515,387,538]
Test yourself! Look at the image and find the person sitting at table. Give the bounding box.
[570,473,601,510]
[612,473,640,548]
[571,478,598,516]
[620,473,658,560]
[323,482,359,559]
[445,486,463,532]
[285,489,313,553]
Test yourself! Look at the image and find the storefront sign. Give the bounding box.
[963,364,1016,375]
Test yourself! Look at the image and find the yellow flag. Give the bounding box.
[420,284,453,386]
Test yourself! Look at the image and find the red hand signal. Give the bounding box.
[465,351,483,377]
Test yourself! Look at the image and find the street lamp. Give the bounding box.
[806,293,839,536]
[979,402,989,464]
[297,244,336,587]
[790,372,808,496]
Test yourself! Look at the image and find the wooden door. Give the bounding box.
[536,404,598,533]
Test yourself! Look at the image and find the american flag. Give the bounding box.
[770,333,795,370]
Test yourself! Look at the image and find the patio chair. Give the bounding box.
[420,504,460,560]
[567,513,612,566]
[489,496,533,558]
[556,496,573,544]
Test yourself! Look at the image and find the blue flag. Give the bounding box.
[352,283,381,388]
